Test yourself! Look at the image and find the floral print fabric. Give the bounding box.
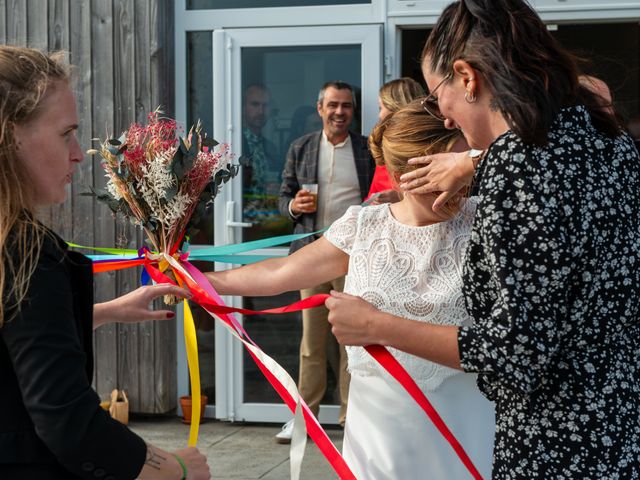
[458,106,640,478]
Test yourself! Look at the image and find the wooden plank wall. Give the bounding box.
[2,0,177,413]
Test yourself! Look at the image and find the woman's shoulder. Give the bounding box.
[6,222,59,255]
[354,203,394,228]
[325,204,389,246]
[33,227,68,264]
[335,203,390,224]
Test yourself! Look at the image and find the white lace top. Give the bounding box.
[323,198,478,391]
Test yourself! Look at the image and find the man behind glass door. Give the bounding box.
[241,84,282,239]
[277,81,375,444]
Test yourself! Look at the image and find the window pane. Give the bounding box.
[188,0,370,9]
[187,31,216,406]
[186,31,214,246]
[240,44,361,406]
[187,32,213,150]
[240,44,361,244]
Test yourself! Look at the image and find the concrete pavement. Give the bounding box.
[128,416,343,479]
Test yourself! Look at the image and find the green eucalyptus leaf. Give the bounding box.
[120,200,134,218]
[165,184,178,201]
[89,186,114,202]
[115,165,128,180]
[145,217,160,232]
[172,144,185,165]
[194,201,206,217]
[216,169,232,184]
[202,137,219,148]
[179,136,189,154]
[189,136,199,156]
[107,198,121,213]
[172,160,187,181]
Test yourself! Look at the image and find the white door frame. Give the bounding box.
[176,23,382,423]
[214,24,382,423]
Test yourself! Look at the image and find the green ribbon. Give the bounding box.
[69,229,326,265]
[67,243,139,255]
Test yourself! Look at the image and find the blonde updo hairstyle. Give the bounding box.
[0,46,71,327]
[378,77,425,114]
[376,78,426,166]
[369,99,465,218]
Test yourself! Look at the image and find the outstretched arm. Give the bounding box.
[326,291,461,370]
[93,284,192,330]
[206,237,349,297]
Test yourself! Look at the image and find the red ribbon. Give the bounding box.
[95,252,483,479]
[143,257,358,480]
[93,258,145,273]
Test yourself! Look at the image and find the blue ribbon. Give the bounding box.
[83,229,325,266]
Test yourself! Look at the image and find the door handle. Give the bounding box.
[226,201,252,228]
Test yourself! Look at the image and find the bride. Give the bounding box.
[206,100,495,479]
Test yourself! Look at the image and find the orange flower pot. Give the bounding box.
[179,395,208,424]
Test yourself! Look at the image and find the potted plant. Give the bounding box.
[179,394,208,424]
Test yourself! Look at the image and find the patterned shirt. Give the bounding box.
[458,106,640,478]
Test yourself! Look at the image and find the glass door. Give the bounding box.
[212,25,381,423]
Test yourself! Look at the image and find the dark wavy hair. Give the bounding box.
[422,0,621,146]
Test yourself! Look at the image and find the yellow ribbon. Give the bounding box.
[148,251,202,446]
[183,299,202,447]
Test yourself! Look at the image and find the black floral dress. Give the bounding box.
[458,106,640,479]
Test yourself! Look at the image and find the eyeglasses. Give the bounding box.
[421,73,452,121]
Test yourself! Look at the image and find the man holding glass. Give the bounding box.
[277,81,374,443]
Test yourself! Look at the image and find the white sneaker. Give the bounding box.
[275,418,295,444]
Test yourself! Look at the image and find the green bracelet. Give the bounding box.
[172,453,188,480]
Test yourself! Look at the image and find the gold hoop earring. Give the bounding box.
[465,90,477,103]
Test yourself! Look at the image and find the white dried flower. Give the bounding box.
[106,179,123,201]
[162,192,193,230]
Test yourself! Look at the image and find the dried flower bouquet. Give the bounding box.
[87,110,237,300]
[87,110,239,304]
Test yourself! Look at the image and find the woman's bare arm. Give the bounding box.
[206,237,349,296]
[326,291,461,370]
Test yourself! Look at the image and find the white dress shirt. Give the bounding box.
[315,132,361,229]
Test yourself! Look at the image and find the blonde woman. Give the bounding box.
[367,77,425,204]
[0,46,209,479]
[206,100,495,479]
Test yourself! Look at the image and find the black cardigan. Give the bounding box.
[0,228,146,479]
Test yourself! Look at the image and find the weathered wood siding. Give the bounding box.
[2,0,176,413]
